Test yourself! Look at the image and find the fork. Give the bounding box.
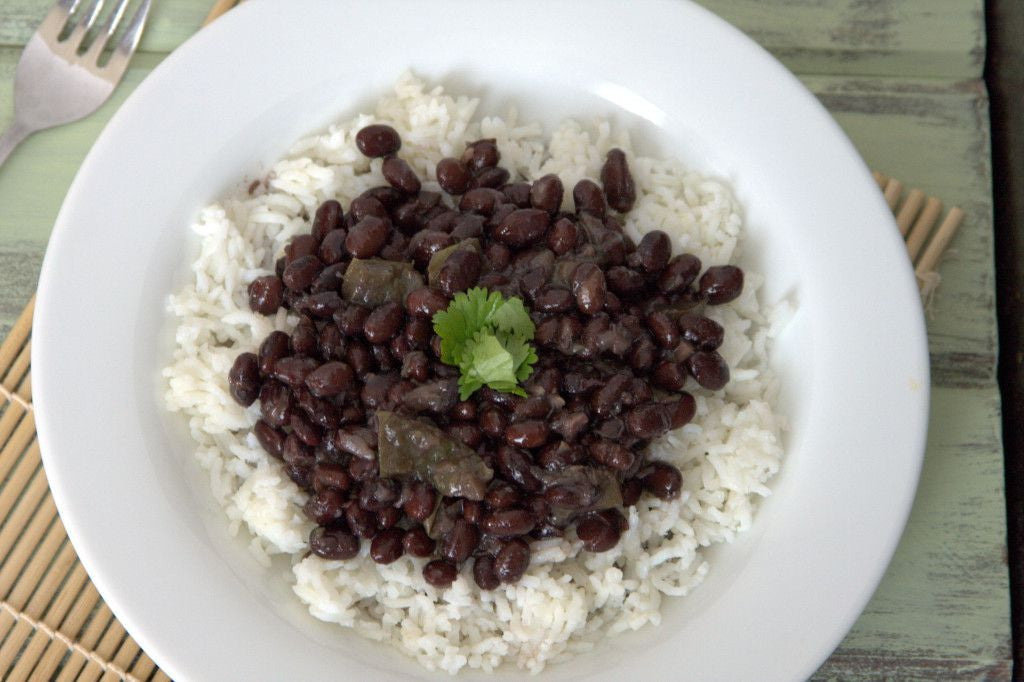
[0,0,152,168]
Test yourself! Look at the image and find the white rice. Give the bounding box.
[162,74,787,675]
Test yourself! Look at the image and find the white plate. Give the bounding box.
[33,1,929,680]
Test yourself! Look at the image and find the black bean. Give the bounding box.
[486,483,521,510]
[699,265,744,305]
[642,462,683,500]
[311,263,347,295]
[248,276,284,315]
[505,420,549,449]
[316,325,345,362]
[441,518,479,563]
[272,356,319,389]
[687,351,730,390]
[345,216,390,259]
[438,248,482,298]
[258,331,290,375]
[651,361,688,391]
[502,182,532,207]
[677,313,724,350]
[289,323,316,356]
[403,527,436,557]
[625,403,672,439]
[534,287,574,313]
[259,380,291,426]
[376,506,401,530]
[496,446,542,492]
[405,317,433,349]
[479,408,508,439]
[436,157,472,195]
[286,234,318,263]
[595,418,625,440]
[474,166,510,189]
[359,478,399,512]
[599,148,636,213]
[482,508,536,536]
[303,489,346,525]
[646,311,679,348]
[493,208,549,247]
[546,217,578,255]
[254,420,285,458]
[605,266,646,297]
[302,361,352,398]
[309,527,359,560]
[621,478,643,507]
[313,463,351,492]
[451,213,486,240]
[667,393,697,429]
[311,200,344,242]
[299,291,344,319]
[451,400,477,421]
[283,433,315,469]
[576,512,621,552]
[369,527,405,564]
[635,230,671,272]
[363,302,404,344]
[529,174,564,214]
[361,373,399,408]
[401,351,430,382]
[462,138,500,172]
[345,501,377,538]
[590,373,631,418]
[459,188,505,215]
[588,440,635,471]
[356,124,401,158]
[473,555,501,590]
[332,426,377,460]
[658,254,702,294]
[422,559,459,587]
[285,464,313,492]
[336,304,370,336]
[493,538,530,583]
[627,335,657,372]
[404,378,459,414]
[345,339,373,376]
[403,481,437,522]
[571,262,607,315]
[228,353,260,406]
[317,229,348,265]
[406,287,449,319]
[349,195,389,222]
[550,411,589,443]
[573,179,607,217]
[289,410,322,446]
[283,255,324,291]
[382,156,421,194]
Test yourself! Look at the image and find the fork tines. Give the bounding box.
[41,0,151,78]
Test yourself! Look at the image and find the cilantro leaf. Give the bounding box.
[434,288,538,400]
[491,297,535,340]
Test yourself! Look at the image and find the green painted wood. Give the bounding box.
[0,0,985,79]
[0,1,1008,678]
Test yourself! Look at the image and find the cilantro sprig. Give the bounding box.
[432,288,538,400]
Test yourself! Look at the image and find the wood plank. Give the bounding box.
[799,75,997,389]
[815,386,1011,678]
[698,0,985,79]
[0,0,985,79]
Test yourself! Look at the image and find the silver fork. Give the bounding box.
[0,0,152,168]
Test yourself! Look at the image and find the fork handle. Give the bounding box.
[0,122,33,169]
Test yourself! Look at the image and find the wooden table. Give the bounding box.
[0,1,1010,678]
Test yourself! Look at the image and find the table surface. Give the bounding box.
[0,0,1009,678]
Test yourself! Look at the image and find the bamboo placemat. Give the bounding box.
[0,297,169,682]
[0,168,960,680]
